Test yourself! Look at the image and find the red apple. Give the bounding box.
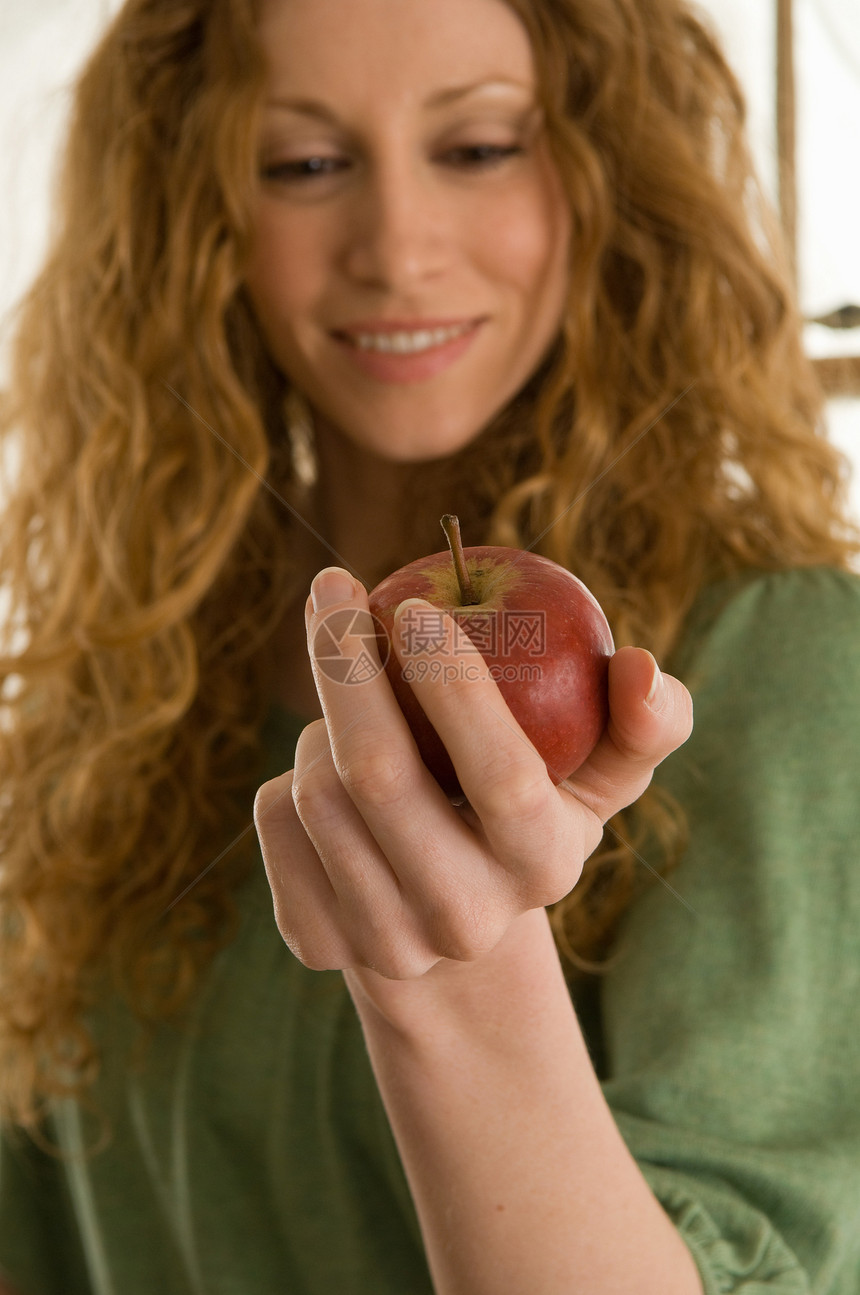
[368,516,614,798]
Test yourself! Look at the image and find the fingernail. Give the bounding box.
[311,568,356,612]
[645,653,665,710]
[393,597,432,620]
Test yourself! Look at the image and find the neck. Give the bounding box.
[311,418,417,591]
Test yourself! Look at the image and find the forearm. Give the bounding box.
[345,907,703,1295]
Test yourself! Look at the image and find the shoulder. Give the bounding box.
[659,565,860,837]
[602,570,860,1290]
[669,565,860,727]
[671,564,860,680]
[614,565,860,1004]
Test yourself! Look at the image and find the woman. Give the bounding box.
[2,0,859,1291]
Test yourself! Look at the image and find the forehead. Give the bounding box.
[255,0,536,103]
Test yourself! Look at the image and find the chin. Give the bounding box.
[322,402,500,466]
[382,433,481,465]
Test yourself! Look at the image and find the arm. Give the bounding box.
[345,908,701,1295]
[256,570,700,1294]
[592,568,860,1289]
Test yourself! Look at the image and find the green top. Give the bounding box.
[3,566,860,1294]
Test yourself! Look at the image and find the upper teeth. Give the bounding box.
[353,323,471,354]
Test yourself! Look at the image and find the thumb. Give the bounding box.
[562,646,693,822]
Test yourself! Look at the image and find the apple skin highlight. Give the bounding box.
[368,546,615,798]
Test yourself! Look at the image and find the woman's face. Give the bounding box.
[245,0,571,464]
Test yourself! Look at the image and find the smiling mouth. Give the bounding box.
[336,320,480,356]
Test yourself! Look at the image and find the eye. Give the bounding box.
[261,155,350,183]
[441,143,525,170]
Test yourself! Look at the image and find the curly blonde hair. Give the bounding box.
[1,0,856,1128]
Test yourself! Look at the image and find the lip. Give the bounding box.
[337,317,479,334]
[331,317,486,385]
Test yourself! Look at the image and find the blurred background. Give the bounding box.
[1,0,858,515]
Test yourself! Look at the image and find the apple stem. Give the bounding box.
[441,514,479,606]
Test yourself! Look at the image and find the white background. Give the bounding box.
[1,0,858,513]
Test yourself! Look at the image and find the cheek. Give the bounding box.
[245,205,318,335]
[477,180,571,308]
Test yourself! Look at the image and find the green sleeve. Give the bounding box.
[0,1126,91,1295]
[596,567,860,1293]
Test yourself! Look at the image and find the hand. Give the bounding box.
[255,569,693,980]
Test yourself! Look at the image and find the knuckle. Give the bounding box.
[276,914,350,972]
[291,772,354,841]
[362,945,437,981]
[254,773,293,831]
[339,743,415,809]
[474,763,551,828]
[289,939,347,973]
[613,721,668,768]
[291,766,328,818]
[421,881,508,963]
[290,764,327,814]
[519,855,580,909]
[292,720,330,772]
[253,780,274,825]
[286,722,342,824]
[294,716,328,753]
[435,910,500,963]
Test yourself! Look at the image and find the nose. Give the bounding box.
[340,157,450,291]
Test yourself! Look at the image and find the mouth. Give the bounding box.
[330,317,486,384]
[335,319,481,356]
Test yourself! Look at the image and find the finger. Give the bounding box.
[307,574,595,925]
[305,573,494,891]
[389,599,583,906]
[306,574,551,950]
[254,768,351,969]
[290,720,421,960]
[281,720,496,975]
[562,646,693,821]
[304,569,434,796]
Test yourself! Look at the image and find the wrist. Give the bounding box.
[343,905,566,1040]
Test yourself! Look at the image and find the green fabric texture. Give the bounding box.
[2,566,860,1294]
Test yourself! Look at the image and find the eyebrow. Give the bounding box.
[264,78,534,120]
